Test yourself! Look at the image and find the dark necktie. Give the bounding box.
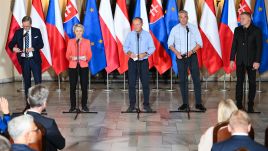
[25,31,29,58]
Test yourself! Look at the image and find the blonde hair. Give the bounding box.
[217,99,238,122]
[229,110,251,130]
[73,24,84,33]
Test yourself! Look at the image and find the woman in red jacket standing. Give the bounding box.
[66,24,92,112]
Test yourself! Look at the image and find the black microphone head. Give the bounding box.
[186,26,189,32]
[137,32,140,39]
[76,38,80,43]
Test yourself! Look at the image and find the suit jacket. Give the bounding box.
[230,23,262,66]
[8,27,44,65]
[11,144,35,151]
[26,111,65,151]
[66,38,92,68]
[211,135,268,151]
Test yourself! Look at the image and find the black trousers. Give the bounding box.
[128,59,150,107]
[236,63,256,106]
[21,58,42,103]
[177,54,201,105]
[69,64,89,108]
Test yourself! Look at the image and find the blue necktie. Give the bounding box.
[25,31,29,58]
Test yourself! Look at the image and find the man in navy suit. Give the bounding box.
[8,16,44,111]
[26,85,65,151]
[211,110,267,151]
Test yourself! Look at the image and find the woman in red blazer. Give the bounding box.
[66,24,92,112]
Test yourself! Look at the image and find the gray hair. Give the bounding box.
[179,10,188,17]
[28,84,49,107]
[8,115,34,141]
[0,135,11,151]
[73,23,84,33]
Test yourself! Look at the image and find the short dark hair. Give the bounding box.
[22,16,32,24]
[240,12,251,18]
[133,17,143,23]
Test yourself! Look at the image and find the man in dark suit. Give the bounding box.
[230,12,262,112]
[211,110,267,151]
[26,85,65,151]
[8,16,44,110]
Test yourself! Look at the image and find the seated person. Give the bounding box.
[0,97,11,135]
[8,114,37,151]
[198,99,238,151]
[0,135,11,151]
[26,84,65,151]
[211,110,268,151]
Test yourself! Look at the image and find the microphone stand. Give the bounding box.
[121,31,156,120]
[63,39,97,120]
[169,26,205,120]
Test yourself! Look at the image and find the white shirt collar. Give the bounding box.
[232,132,248,136]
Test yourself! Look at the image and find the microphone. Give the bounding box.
[186,26,189,32]
[137,32,140,39]
[76,38,80,44]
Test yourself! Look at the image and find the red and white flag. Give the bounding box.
[114,0,131,74]
[46,0,69,75]
[5,0,26,74]
[199,0,222,74]
[219,0,237,74]
[99,0,119,73]
[237,0,252,23]
[31,0,52,72]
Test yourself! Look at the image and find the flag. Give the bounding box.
[133,0,149,31]
[114,0,131,74]
[149,0,172,74]
[184,0,198,26]
[5,0,26,74]
[83,0,106,75]
[99,0,119,73]
[184,0,202,67]
[200,0,222,74]
[31,0,52,72]
[237,0,252,24]
[165,0,179,75]
[253,0,268,73]
[46,0,68,75]
[219,0,237,74]
[63,0,80,43]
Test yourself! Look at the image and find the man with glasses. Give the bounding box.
[8,114,38,151]
[8,16,44,112]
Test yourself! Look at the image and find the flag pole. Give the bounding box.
[219,73,230,92]
[257,71,263,93]
[152,71,161,92]
[104,72,111,92]
[55,75,64,93]
[121,73,128,92]
[166,69,175,92]
[17,77,25,92]
[203,70,209,92]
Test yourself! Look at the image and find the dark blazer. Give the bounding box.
[211,135,268,151]
[8,27,44,64]
[26,111,65,151]
[11,144,35,151]
[230,23,262,66]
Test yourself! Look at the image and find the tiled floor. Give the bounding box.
[1,81,267,151]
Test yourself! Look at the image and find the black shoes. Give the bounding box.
[69,106,76,112]
[126,106,135,112]
[143,106,153,112]
[247,106,254,113]
[195,104,206,111]
[178,104,189,111]
[178,104,206,111]
[82,106,89,112]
